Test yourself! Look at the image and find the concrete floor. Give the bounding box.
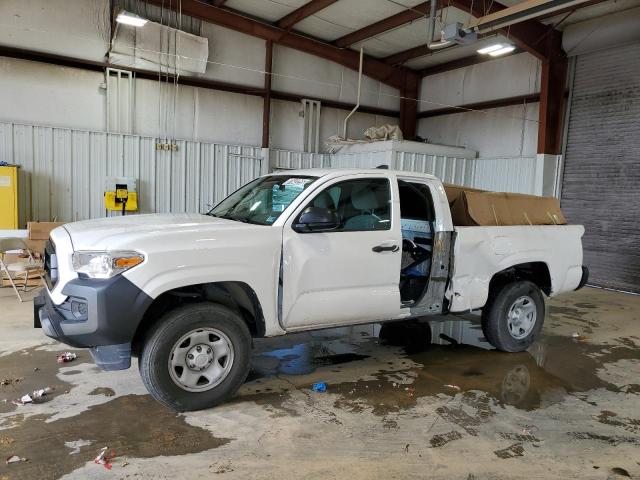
[0,286,639,479]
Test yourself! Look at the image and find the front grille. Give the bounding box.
[44,239,58,290]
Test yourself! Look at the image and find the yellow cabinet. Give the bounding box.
[0,165,19,229]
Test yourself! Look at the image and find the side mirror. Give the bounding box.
[293,207,340,233]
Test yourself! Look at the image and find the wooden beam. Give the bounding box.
[144,0,406,90]
[399,71,420,139]
[262,40,273,148]
[334,2,430,48]
[0,46,400,118]
[276,0,339,30]
[447,0,552,60]
[537,31,567,154]
[420,48,523,76]
[417,93,540,118]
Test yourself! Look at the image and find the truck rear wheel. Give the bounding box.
[139,302,251,411]
[481,280,544,352]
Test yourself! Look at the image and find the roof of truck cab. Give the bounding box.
[270,168,439,181]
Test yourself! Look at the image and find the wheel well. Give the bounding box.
[488,262,552,298]
[131,281,266,356]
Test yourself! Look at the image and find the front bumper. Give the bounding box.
[34,275,152,370]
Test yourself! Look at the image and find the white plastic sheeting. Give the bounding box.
[0,121,266,227]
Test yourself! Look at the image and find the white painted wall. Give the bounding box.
[270,99,398,152]
[0,1,401,151]
[419,103,539,158]
[418,53,541,159]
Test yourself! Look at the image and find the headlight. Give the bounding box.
[72,251,144,279]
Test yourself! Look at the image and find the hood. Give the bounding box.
[63,213,262,250]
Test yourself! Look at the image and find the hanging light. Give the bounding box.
[488,45,516,57]
[116,11,148,27]
[477,43,505,54]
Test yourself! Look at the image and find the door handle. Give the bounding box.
[372,244,399,253]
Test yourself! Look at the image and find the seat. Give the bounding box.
[343,184,388,231]
[0,238,44,302]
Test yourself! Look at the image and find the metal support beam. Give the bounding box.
[334,2,430,48]
[0,46,399,119]
[537,32,567,154]
[417,93,540,118]
[420,49,523,76]
[384,45,432,66]
[144,0,406,90]
[262,40,273,148]
[276,0,339,30]
[448,0,551,60]
[399,72,420,139]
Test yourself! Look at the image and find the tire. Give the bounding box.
[481,280,545,352]
[139,302,251,412]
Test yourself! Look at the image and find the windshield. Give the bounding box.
[207,175,317,225]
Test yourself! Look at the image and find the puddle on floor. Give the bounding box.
[242,317,640,415]
[0,394,230,478]
[0,348,83,413]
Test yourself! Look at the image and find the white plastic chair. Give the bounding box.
[0,238,45,302]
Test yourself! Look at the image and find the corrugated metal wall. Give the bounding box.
[561,42,640,293]
[0,121,267,227]
[272,148,540,194]
[473,156,540,194]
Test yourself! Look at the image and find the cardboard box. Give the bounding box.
[449,190,566,226]
[27,222,64,240]
[24,239,47,256]
[443,183,485,205]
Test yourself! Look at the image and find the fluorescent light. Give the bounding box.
[116,11,148,27]
[477,43,504,54]
[489,45,516,57]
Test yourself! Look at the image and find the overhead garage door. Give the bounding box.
[561,42,640,293]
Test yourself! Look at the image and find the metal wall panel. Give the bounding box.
[561,42,640,293]
[270,149,331,170]
[473,156,539,194]
[0,121,265,226]
[273,147,539,194]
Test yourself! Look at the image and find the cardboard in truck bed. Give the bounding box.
[443,184,566,226]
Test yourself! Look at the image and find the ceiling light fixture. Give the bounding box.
[488,45,516,57]
[477,43,505,54]
[116,11,148,27]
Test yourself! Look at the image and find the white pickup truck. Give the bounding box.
[35,168,588,411]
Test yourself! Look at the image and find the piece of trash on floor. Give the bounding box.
[11,387,54,406]
[57,352,77,364]
[6,455,27,464]
[94,446,116,470]
[444,384,461,391]
[311,382,327,393]
[122,461,129,467]
[522,425,539,436]
[571,333,588,342]
[32,387,53,398]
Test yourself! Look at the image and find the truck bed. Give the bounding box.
[447,225,585,312]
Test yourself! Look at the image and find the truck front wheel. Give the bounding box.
[481,280,544,352]
[139,302,251,411]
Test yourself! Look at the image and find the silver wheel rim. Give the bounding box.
[507,295,537,340]
[168,328,234,392]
